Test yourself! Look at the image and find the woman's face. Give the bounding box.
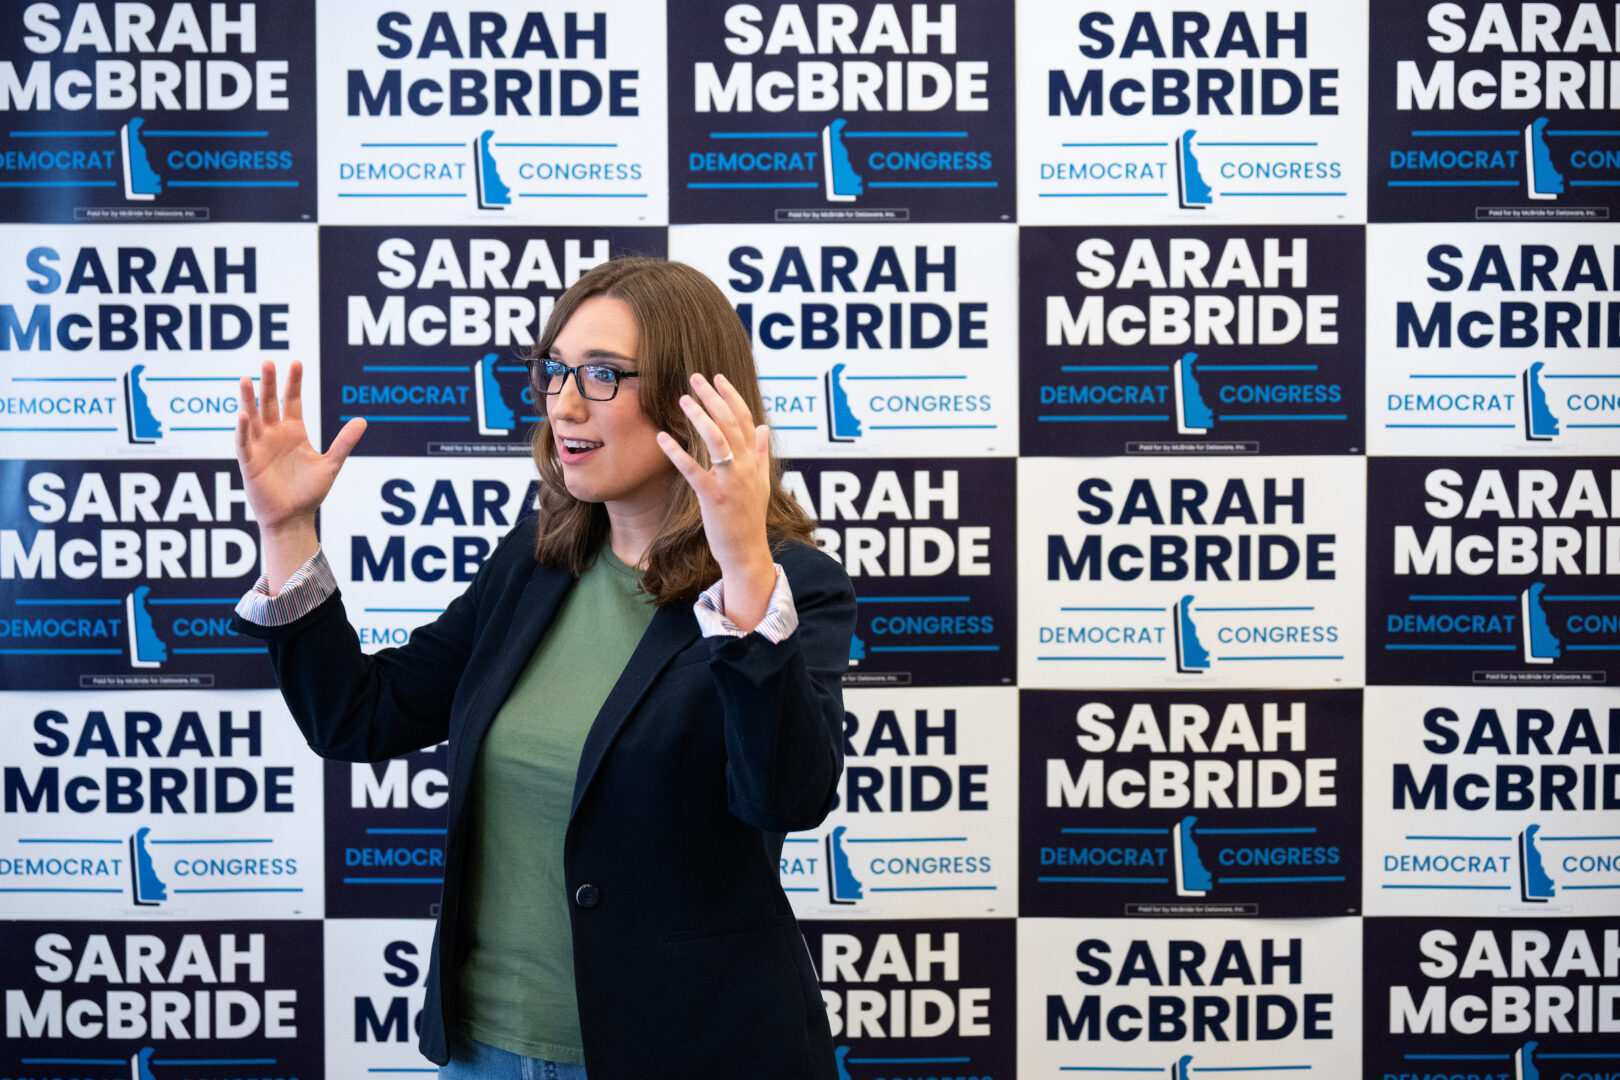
[544,294,677,517]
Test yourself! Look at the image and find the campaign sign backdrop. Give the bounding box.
[322,919,437,1076]
[783,687,1016,919]
[1364,917,1620,1069]
[1018,917,1362,1077]
[1018,456,1366,688]
[318,0,667,224]
[0,225,318,459]
[1363,686,1620,916]
[0,0,317,223]
[1017,0,1368,224]
[323,747,448,920]
[1021,689,1361,918]
[1369,0,1620,223]
[0,459,267,691]
[1,690,322,919]
[0,920,325,1080]
[318,225,664,456]
[668,0,1016,224]
[319,457,538,655]
[785,457,1016,687]
[1368,225,1620,455]
[670,223,1019,458]
[1366,458,1620,685]
[1020,225,1364,456]
[802,917,1016,1080]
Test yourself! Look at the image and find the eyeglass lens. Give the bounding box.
[530,361,622,401]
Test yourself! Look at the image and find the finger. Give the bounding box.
[755,423,770,464]
[283,359,303,423]
[656,430,708,488]
[713,374,759,438]
[689,374,747,452]
[237,375,259,432]
[679,392,734,467]
[260,362,281,426]
[235,410,250,458]
[324,417,367,469]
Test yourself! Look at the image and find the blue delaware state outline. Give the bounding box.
[668,223,1019,459]
[1016,455,1366,689]
[1015,0,1369,224]
[1366,224,1620,455]
[0,225,320,460]
[315,0,668,224]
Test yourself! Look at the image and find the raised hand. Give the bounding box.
[235,360,366,590]
[656,373,778,632]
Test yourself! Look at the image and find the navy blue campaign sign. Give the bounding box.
[324,747,449,919]
[784,457,1015,686]
[1367,458,1620,685]
[801,918,1015,1080]
[1020,225,1364,456]
[1369,0,1619,223]
[0,0,316,223]
[1364,917,1620,1070]
[668,1,1015,224]
[318,225,664,456]
[0,920,324,1080]
[0,460,268,690]
[1019,689,1361,919]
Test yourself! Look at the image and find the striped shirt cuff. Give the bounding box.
[693,564,797,644]
[235,548,338,627]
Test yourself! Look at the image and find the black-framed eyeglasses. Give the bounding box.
[524,358,640,402]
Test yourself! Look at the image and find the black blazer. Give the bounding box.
[231,521,856,1079]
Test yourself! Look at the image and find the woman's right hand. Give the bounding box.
[236,360,366,589]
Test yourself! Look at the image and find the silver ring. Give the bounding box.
[713,452,735,468]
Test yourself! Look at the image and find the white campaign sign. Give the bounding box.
[324,918,439,1076]
[0,224,318,459]
[317,0,668,225]
[783,686,1017,919]
[0,690,324,919]
[321,456,539,653]
[1017,0,1368,225]
[1018,916,1363,1077]
[1367,224,1620,456]
[670,223,1019,458]
[1363,685,1620,917]
[1018,455,1365,688]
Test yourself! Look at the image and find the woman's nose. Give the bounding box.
[548,370,588,419]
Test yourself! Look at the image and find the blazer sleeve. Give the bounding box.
[229,522,525,764]
[704,540,857,833]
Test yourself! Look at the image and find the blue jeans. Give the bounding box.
[439,1036,588,1080]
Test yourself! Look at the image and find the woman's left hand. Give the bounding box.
[657,373,777,630]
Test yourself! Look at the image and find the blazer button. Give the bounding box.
[574,884,600,908]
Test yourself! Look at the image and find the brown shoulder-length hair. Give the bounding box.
[528,256,814,603]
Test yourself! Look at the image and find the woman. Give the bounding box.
[231,257,855,1080]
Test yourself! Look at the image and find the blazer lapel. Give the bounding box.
[571,600,698,817]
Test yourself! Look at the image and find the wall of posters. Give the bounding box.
[4,1,1616,1073]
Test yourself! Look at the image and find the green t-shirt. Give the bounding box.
[454,546,656,1062]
